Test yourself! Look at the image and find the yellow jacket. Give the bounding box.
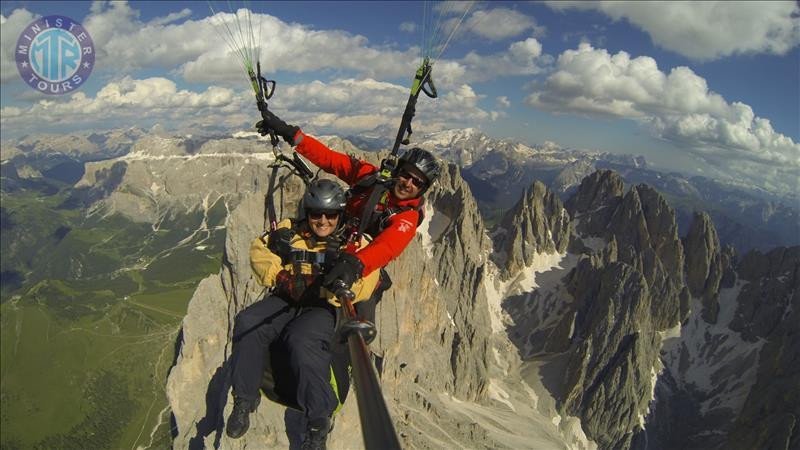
[250,218,379,305]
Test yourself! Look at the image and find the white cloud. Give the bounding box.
[0,76,240,132]
[547,1,800,60]
[399,21,416,33]
[526,43,800,194]
[2,3,549,103]
[454,37,550,83]
[82,3,417,84]
[274,78,490,135]
[1,9,38,83]
[85,3,244,76]
[497,96,510,108]
[464,8,545,41]
[147,8,192,27]
[0,3,418,89]
[0,75,491,138]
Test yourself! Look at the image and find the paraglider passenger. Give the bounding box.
[226,179,379,449]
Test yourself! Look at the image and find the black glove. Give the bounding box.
[255,110,300,145]
[324,252,364,291]
[267,228,294,260]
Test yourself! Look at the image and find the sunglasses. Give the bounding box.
[307,210,341,220]
[397,169,427,189]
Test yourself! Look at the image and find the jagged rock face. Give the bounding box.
[167,159,502,449]
[725,248,799,450]
[552,158,596,194]
[420,163,494,400]
[730,246,799,341]
[557,170,690,448]
[565,169,624,218]
[684,211,725,322]
[568,172,685,330]
[562,253,660,450]
[494,180,571,276]
[164,157,796,450]
[75,135,279,222]
[636,246,797,450]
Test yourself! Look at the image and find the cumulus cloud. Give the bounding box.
[2,3,551,101]
[547,1,800,60]
[497,96,510,108]
[80,2,417,85]
[0,75,491,138]
[526,43,800,194]
[399,21,416,33]
[0,76,241,133]
[274,78,490,135]
[464,7,545,41]
[0,2,418,88]
[1,9,38,83]
[452,37,550,84]
[147,8,192,27]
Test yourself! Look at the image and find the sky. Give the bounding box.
[1,1,798,197]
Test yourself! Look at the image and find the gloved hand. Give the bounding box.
[255,110,300,145]
[267,228,294,260]
[323,252,364,292]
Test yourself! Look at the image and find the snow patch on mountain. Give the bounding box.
[418,202,452,258]
[662,282,763,415]
[508,252,569,293]
[122,151,275,162]
[484,264,509,333]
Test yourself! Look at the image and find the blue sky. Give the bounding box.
[1,1,798,196]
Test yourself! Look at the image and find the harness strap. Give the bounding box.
[286,249,327,265]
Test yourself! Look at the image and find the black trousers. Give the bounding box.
[230,295,338,422]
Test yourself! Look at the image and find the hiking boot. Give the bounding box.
[226,395,260,439]
[300,417,331,450]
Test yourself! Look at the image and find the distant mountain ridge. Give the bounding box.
[2,127,797,252]
[404,128,797,253]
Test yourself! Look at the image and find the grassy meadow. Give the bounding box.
[1,186,226,449]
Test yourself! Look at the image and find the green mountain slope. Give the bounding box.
[1,183,226,449]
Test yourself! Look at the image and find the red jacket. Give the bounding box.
[294,131,422,277]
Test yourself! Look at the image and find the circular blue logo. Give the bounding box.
[15,15,95,95]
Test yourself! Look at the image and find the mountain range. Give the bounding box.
[4,127,797,253]
[1,128,797,449]
[167,156,798,449]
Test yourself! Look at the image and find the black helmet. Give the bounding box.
[397,147,440,191]
[302,179,346,214]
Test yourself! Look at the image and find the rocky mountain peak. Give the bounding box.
[683,211,735,323]
[493,180,571,275]
[724,248,799,450]
[730,246,799,342]
[555,172,693,448]
[153,144,795,450]
[566,169,625,215]
[166,159,538,449]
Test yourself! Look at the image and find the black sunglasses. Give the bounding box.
[307,210,341,220]
[397,169,427,189]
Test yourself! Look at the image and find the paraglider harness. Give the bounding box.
[345,172,426,240]
[268,222,345,304]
